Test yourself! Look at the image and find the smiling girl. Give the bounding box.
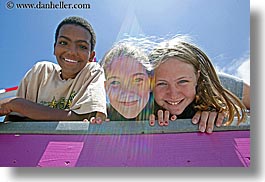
[149,37,248,130]
[101,42,152,120]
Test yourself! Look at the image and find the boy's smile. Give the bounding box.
[54,24,95,80]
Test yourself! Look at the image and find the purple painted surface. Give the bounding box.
[234,138,250,167]
[0,131,250,167]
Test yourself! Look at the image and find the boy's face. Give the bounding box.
[105,57,150,119]
[153,58,198,115]
[54,24,95,80]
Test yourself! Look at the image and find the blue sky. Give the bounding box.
[0,0,250,89]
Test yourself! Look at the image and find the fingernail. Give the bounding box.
[192,119,198,124]
[90,118,95,123]
[164,121,169,126]
[171,115,177,121]
[150,121,154,126]
[207,128,212,133]
[159,121,163,126]
[199,126,205,132]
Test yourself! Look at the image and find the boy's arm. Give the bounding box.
[1,97,100,121]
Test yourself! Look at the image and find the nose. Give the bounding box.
[66,45,78,56]
[118,87,137,102]
[167,85,179,99]
[120,84,133,95]
[118,80,137,95]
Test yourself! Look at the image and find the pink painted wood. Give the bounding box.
[0,131,250,167]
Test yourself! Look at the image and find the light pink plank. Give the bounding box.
[37,142,84,167]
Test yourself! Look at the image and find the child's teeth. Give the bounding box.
[65,58,77,63]
[168,101,181,105]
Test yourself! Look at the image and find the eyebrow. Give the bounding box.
[156,76,193,82]
[107,72,147,81]
[132,73,147,77]
[176,76,193,80]
[107,76,120,80]
[58,36,90,45]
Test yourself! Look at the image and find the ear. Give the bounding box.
[53,43,56,56]
[89,51,96,62]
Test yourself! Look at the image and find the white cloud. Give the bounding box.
[236,58,250,85]
[215,53,250,85]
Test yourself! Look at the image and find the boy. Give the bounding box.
[0,16,106,122]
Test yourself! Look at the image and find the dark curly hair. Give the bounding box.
[54,16,96,51]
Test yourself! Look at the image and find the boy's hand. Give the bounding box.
[83,112,108,124]
[0,98,14,116]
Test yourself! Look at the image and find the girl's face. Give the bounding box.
[153,58,199,115]
[54,24,95,80]
[105,57,150,119]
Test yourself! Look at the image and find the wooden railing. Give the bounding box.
[0,117,250,135]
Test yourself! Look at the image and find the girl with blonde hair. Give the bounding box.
[149,37,248,130]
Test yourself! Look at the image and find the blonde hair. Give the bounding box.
[100,41,151,77]
[149,37,247,125]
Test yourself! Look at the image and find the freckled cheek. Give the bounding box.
[153,88,165,103]
[182,87,197,99]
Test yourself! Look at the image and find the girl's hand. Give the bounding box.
[149,110,177,126]
[192,111,226,133]
[149,110,226,134]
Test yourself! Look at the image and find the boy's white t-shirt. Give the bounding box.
[17,61,107,116]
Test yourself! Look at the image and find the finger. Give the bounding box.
[90,117,96,124]
[216,112,226,127]
[158,110,164,126]
[0,108,9,116]
[192,111,201,124]
[149,114,156,126]
[95,117,103,124]
[0,108,4,116]
[170,115,177,121]
[83,119,89,122]
[206,112,217,133]
[95,112,106,121]
[105,118,110,122]
[198,111,209,132]
[164,110,170,126]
